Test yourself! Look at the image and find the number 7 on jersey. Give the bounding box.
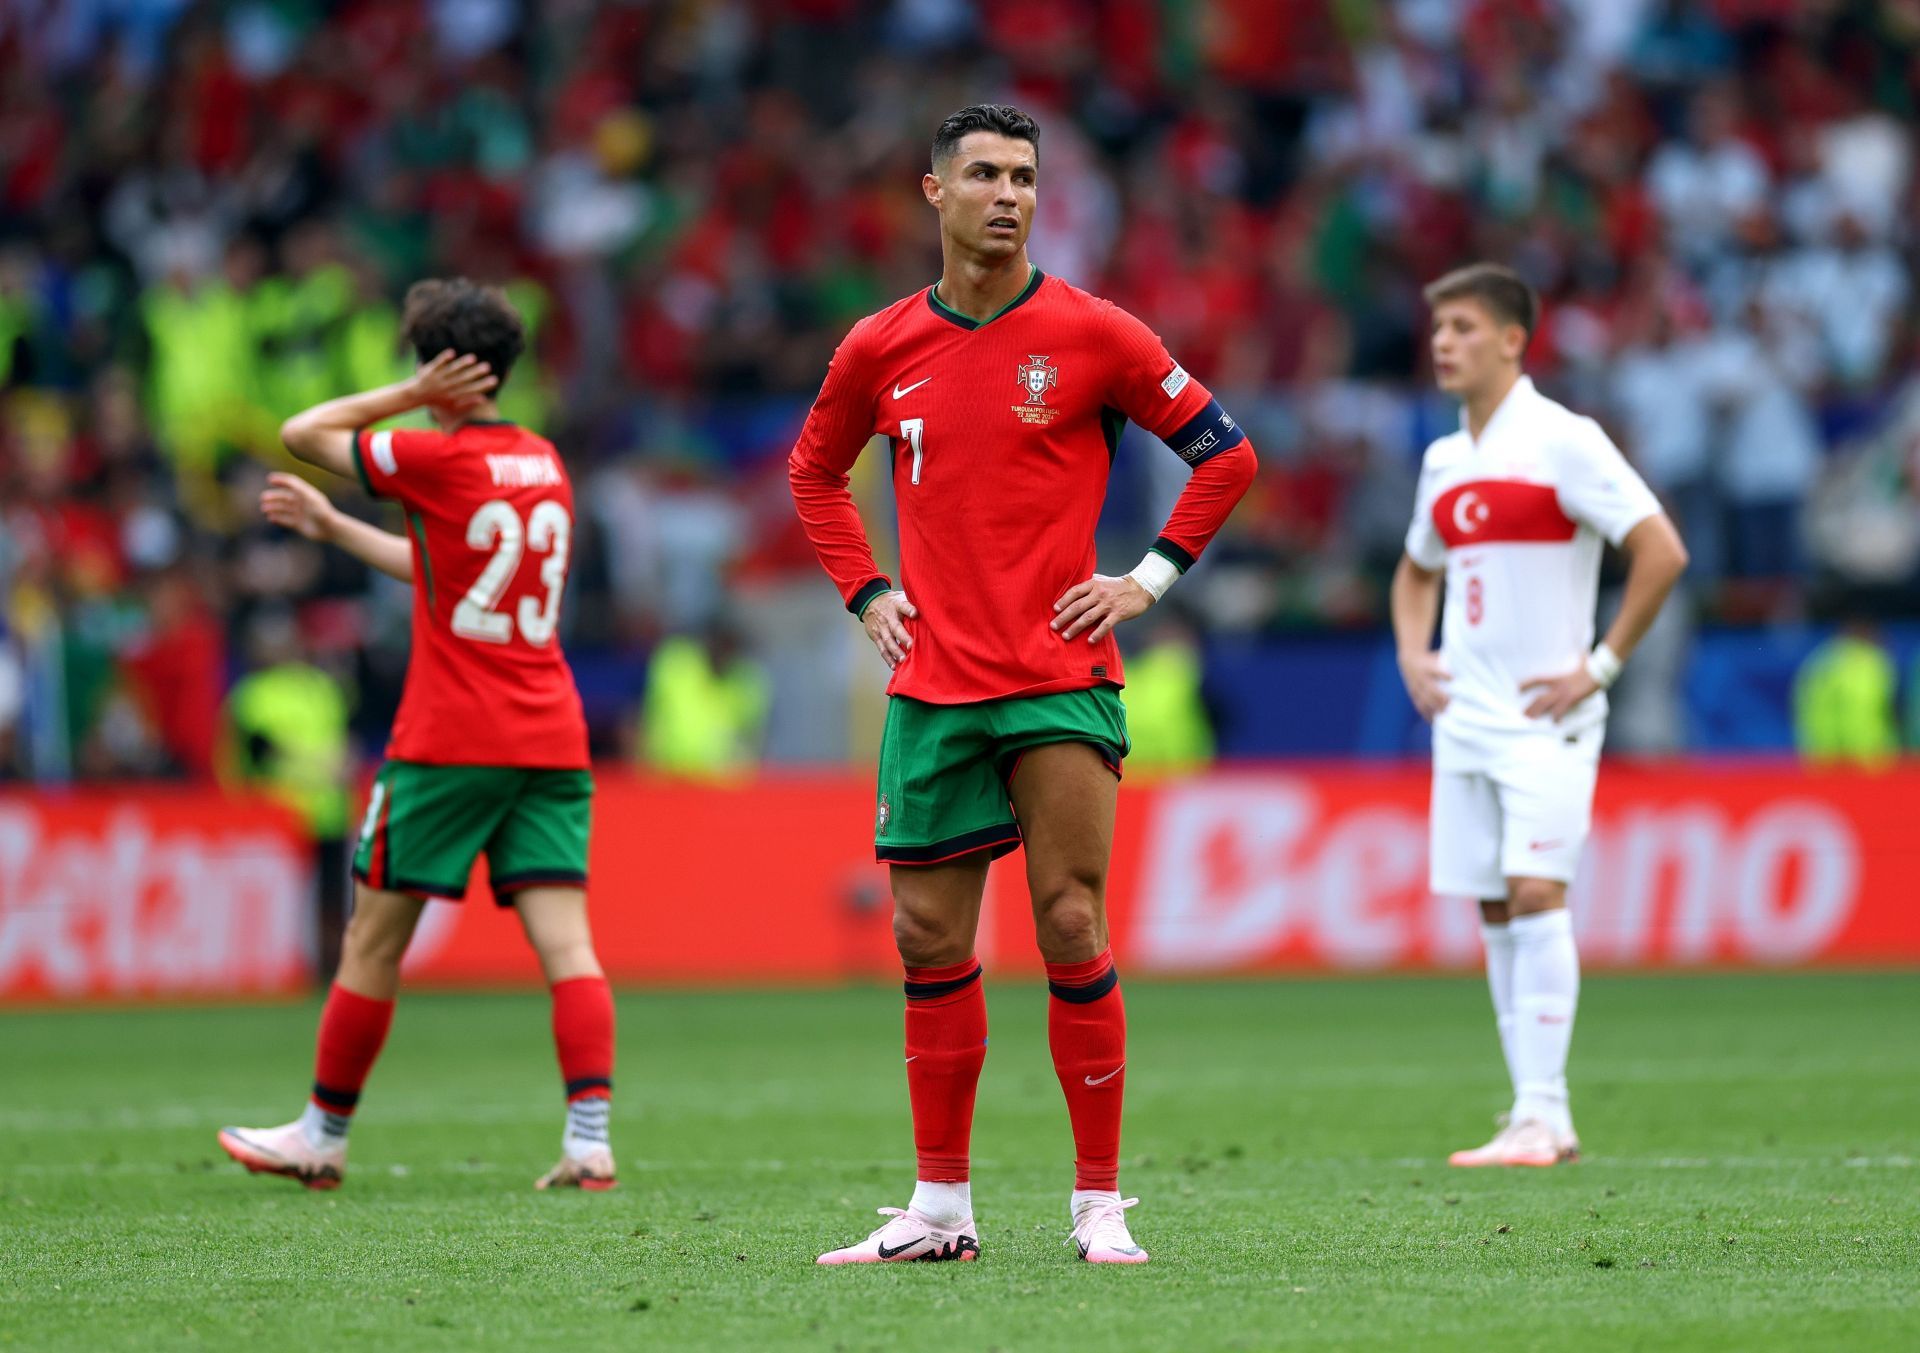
[900,418,924,486]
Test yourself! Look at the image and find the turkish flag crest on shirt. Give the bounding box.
[1432,479,1577,548]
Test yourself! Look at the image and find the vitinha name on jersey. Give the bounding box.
[486,453,564,488]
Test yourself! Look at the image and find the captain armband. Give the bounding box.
[1163,398,1247,467]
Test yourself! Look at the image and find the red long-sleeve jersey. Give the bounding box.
[789,269,1256,704]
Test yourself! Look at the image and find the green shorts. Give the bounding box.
[351,761,593,904]
[875,686,1129,866]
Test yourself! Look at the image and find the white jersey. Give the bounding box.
[1405,376,1660,769]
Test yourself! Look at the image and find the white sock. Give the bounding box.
[1508,909,1579,1133]
[909,1179,972,1226]
[1071,1187,1122,1220]
[1480,921,1520,1099]
[563,1096,611,1160]
[299,1100,351,1150]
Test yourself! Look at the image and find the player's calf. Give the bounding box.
[536,969,618,1192]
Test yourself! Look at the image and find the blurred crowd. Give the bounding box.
[6,0,1920,780]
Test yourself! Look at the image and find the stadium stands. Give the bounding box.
[3,0,1919,772]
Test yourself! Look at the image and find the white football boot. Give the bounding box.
[1449,1117,1569,1168]
[535,1147,617,1191]
[1068,1195,1149,1264]
[217,1120,346,1190]
[816,1206,980,1264]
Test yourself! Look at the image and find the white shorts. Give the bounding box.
[1429,731,1601,899]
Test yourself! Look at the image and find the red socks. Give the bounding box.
[1046,948,1126,1191]
[902,951,1124,1190]
[903,958,989,1181]
[311,982,395,1116]
[306,977,615,1130]
[551,974,616,1102]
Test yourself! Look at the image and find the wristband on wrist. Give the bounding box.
[1584,642,1623,689]
[1126,551,1181,602]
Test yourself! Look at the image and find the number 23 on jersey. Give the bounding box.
[451,498,571,645]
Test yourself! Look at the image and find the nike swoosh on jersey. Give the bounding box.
[892,378,932,399]
[1083,1066,1124,1086]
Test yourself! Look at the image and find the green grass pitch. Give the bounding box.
[4,973,1916,1351]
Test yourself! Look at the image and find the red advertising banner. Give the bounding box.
[5,765,1916,1002]
[0,790,311,1001]
[394,763,1920,986]
[1096,763,1920,974]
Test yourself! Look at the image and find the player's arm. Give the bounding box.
[1522,512,1689,719]
[788,323,917,668]
[1600,514,1689,662]
[1391,553,1451,721]
[1522,426,1690,720]
[1053,309,1259,643]
[260,471,413,582]
[278,351,496,480]
[1392,456,1451,720]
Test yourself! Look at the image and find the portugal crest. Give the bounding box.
[1017,354,1058,405]
[876,794,891,837]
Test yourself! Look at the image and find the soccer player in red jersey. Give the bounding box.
[217,280,619,1192]
[793,106,1258,1264]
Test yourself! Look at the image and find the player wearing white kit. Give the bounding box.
[1391,264,1689,1167]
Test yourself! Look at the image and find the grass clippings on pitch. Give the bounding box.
[3,973,1916,1351]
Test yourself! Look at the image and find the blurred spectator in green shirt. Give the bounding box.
[218,605,353,977]
[639,623,768,782]
[1122,610,1216,781]
[141,240,272,515]
[1793,620,1899,768]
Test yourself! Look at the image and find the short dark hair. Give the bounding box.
[1423,263,1539,341]
[932,104,1040,171]
[401,278,525,389]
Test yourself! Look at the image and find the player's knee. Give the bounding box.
[1507,878,1566,915]
[534,937,599,982]
[341,910,410,970]
[892,906,968,966]
[1032,883,1104,958]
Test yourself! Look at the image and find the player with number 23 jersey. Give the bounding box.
[218,279,618,1199]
